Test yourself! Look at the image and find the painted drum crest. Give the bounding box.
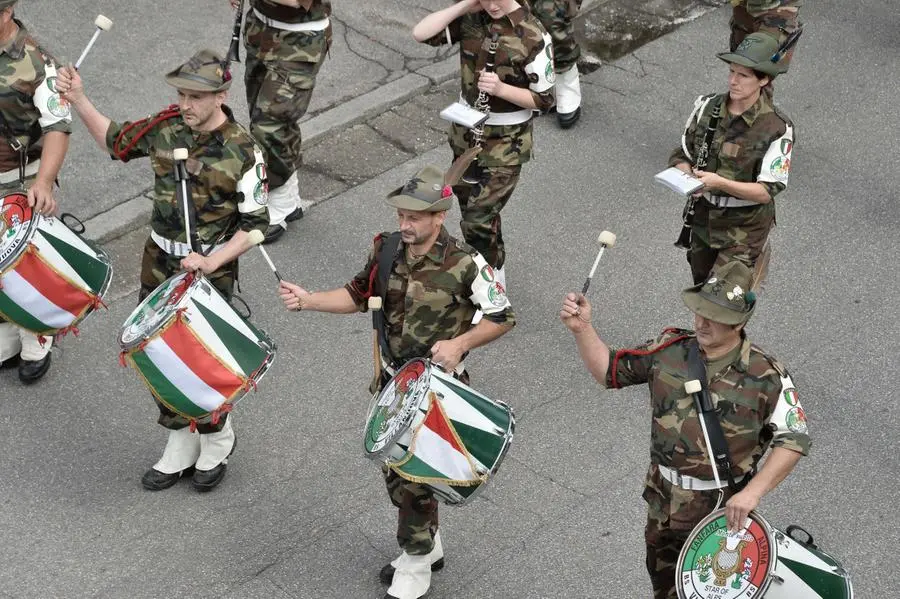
[0,193,35,268]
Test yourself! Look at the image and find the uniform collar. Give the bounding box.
[481,6,527,28]
[735,336,753,373]
[0,19,29,60]
[407,226,449,266]
[732,92,771,127]
[187,105,235,145]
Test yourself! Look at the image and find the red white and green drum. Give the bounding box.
[677,508,854,599]
[118,271,276,422]
[0,192,112,335]
[363,358,515,506]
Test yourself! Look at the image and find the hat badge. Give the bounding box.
[726,285,744,301]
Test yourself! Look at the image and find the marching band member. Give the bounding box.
[561,261,810,599]
[56,50,269,492]
[0,0,72,383]
[412,0,555,287]
[531,0,584,128]
[232,0,332,244]
[279,164,515,599]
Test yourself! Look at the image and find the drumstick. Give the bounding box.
[246,229,281,282]
[172,148,197,254]
[581,230,617,295]
[369,297,383,384]
[684,379,723,490]
[75,15,113,69]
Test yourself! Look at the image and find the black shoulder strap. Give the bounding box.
[0,110,26,184]
[687,340,739,491]
[372,232,402,369]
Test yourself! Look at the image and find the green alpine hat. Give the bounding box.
[0,0,17,9]
[682,261,757,326]
[717,32,784,77]
[384,165,456,212]
[165,49,232,93]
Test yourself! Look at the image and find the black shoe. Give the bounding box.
[18,353,51,384]
[262,223,286,245]
[557,106,581,129]
[191,437,237,492]
[1,353,20,369]
[285,206,303,222]
[379,558,445,585]
[141,466,194,491]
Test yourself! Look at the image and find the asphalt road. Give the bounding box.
[1,1,896,598]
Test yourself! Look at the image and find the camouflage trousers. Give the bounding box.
[383,465,439,555]
[730,4,800,71]
[244,11,331,189]
[688,201,774,284]
[531,0,584,73]
[138,237,237,433]
[454,163,522,270]
[644,468,737,598]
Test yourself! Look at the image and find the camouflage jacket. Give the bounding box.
[607,329,810,489]
[249,0,331,24]
[669,92,793,246]
[0,20,71,174]
[734,0,802,17]
[424,7,555,167]
[105,106,269,246]
[345,226,515,366]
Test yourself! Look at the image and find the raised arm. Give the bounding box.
[413,0,477,42]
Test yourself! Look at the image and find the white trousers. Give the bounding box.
[556,65,582,114]
[0,322,49,361]
[267,171,300,227]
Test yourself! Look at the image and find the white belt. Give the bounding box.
[659,464,745,491]
[150,230,226,258]
[704,193,757,208]
[460,96,533,126]
[381,356,466,378]
[252,8,329,32]
[0,160,41,185]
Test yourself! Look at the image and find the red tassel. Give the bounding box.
[189,420,197,433]
[37,335,47,348]
[118,352,127,367]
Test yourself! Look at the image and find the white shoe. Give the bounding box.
[153,426,201,474]
[386,552,432,599]
[266,172,300,227]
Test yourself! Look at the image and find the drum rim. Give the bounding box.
[363,357,432,458]
[117,271,201,350]
[0,192,38,272]
[675,507,776,599]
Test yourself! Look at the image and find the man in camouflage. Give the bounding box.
[561,260,810,599]
[413,0,555,286]
[531,0,584,128]
[232,0,331,244]
[57,49,269,492]
[669,32,794,284]
[279,164,515,599]
[730,0,801,71]
[0,0,72,383]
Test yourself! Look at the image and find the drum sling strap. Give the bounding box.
[687,340,741,493]
[0,110,29,185]
[372,231,402,372]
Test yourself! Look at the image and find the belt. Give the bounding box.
[0,160,40,185]
[659,464,746,491]
[381,356,466,378]
[460,96,533,126]
[150,230,226,258]
[703,193,757,208]
[252,9,329,32]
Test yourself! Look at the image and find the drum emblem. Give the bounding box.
[711,536,749,587]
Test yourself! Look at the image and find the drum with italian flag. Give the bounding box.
[363,358,515,505]
[0,192,112,335]
[118,271,276,423]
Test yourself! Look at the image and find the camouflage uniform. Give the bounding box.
[106,105,268,431]
[669,91,794,284]
[422,7,555,269]
[0,18,71,366]
[731,0,802,69]
[607,329,811,598]
[243,0,331,232]
[531,0,583,126]
[345,225,516,556]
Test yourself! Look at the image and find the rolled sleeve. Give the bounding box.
[344,242,379,310]
[105,120,152,163]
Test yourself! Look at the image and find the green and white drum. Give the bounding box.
[118,271,276,423]
[677,508,853,599]
[363,358,515,506]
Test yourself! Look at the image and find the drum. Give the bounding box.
[118,271,276,422]
[0,192,112,335]
[677,508,854,598]
[363,358,515,506]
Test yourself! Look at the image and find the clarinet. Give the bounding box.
[674,100,722,249]
[470,30,500,152]
[226,0,246,65]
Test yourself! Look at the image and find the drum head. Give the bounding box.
[677,508,776,599]
[364,358,431,455]
[119,271,197,349]
[0,193,36,271]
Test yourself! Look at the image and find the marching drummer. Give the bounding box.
[560,261,810,599]
[0,0,72,383]
[279,164,515,599]
[56,50,269,492]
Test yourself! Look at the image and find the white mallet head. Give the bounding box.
[368,297,383,311]
[246,229,265,246]
[597,230,617,248]
[173,147,189,161]
[94,15,113,31]
[684,380,702,394]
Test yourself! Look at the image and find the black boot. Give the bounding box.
[18,353,51,384]
[557,106,582,129]
[141,466,194,491]
[192,436,237,492]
